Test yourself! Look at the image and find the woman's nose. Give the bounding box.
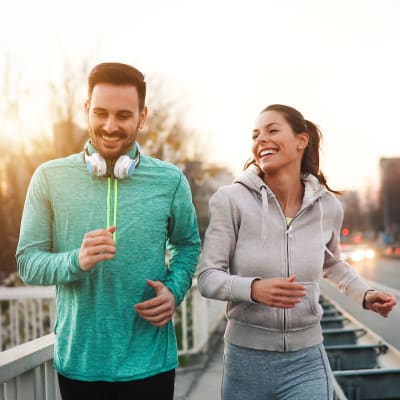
[256,132,268,143]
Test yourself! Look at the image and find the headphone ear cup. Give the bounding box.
[114,155,136,179]
[86,153,107,176]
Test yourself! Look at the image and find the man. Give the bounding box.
[16,62,201,399]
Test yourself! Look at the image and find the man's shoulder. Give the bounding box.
[140,154,183,177]
[35,153,84,177]
[39,152,82,167]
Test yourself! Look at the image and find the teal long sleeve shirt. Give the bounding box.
[16,149,201,381]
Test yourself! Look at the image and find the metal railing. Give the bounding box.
[0,281,225,399]
[0,287,56,351]
[0,334,60,400]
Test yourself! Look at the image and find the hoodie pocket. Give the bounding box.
[286,281,323,331]
[227,301,283,332]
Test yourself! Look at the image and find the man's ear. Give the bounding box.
[84,99,90,113]
[139,106,148,129]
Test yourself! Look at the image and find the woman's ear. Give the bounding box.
[297,132,309,149]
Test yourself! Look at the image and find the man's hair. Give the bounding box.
[88,62,146,110]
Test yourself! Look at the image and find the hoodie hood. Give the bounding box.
[234,165,326,203]
[234,165,328,244]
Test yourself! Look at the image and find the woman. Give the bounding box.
[198,104,396,399]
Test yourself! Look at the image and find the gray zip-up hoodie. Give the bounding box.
[198,166,370,352]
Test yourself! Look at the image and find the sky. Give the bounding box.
[1,0,400,195]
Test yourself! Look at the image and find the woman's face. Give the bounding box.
[251,110,308,174]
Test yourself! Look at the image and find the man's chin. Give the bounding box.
[99,149,121,161]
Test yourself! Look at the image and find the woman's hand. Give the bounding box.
[364,290,397,318]
[251,275,306,308]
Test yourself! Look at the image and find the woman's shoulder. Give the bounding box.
[211,181,249,199]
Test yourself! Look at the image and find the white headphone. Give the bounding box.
[84,142,140,179]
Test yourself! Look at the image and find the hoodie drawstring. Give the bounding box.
[107,177,118,242]
[261,186,269,245]
[318,199,334,258]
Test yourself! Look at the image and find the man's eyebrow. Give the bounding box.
[91,107,134,114]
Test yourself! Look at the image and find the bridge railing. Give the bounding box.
[0,286,56,351]
[0,281,225,399]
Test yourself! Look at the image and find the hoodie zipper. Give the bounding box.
[273,197,311,352]
[263,182,322,351]
[269,196,290,351]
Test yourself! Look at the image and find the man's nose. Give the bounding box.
[103,116,118,133]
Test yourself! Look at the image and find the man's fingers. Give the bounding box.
[84,228,115,239]
[85,244,116,255]
[79,227,117,271]
[107,225,116,234]
[146,279,165,294]
[135,301,174,327]
[136,309,173,326]
[144,315,172,327]
[83,235,115,247]
[134,281,176,327]
[135,303,171,317]
[135,296,164,310]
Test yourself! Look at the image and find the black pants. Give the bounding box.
[57,370,175,400]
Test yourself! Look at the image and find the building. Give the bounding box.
[380,157,400,244]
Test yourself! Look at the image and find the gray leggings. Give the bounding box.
[222,341,333,400]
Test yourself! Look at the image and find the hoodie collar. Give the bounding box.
[235,165,326,205]
[234,166,327,245]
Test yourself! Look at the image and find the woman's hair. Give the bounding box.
[244,104,340,194]
[87,62,147,111]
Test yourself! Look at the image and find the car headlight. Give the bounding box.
[365,249,375,259]
[351,250,365,262]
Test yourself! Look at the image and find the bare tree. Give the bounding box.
[0,62,232,282]
[0,53,32,280]
[49,59,89,157]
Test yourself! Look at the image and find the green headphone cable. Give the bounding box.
[114,178,118,241]
[106,177,118,242]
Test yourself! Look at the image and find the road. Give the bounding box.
[320,256,400,350]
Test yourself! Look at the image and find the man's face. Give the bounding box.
[85,83,147,160]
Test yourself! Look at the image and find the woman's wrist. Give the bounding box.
[362,289,375,309]
[250,278,261,303]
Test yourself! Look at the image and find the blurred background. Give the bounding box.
[1,0,400,283]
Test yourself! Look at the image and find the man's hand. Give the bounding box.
[364,290,397,318]
[78,226,116,272]
[135,280,176,327]
[251,275,306,308]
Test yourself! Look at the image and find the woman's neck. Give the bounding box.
[264,172,304,217]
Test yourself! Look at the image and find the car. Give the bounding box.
[340,243,376,263]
